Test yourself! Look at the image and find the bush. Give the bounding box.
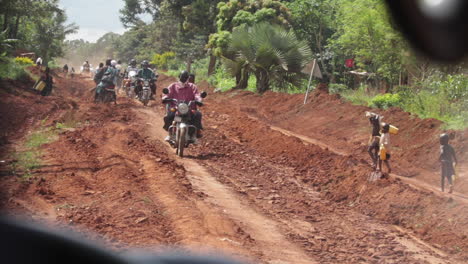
[369,93,402,109]
[0,58,28,80]
[14,57,34,66]
[208,66,236,92]
[328,83,348,94]
[151,51,176,70]
[341,84,375,106]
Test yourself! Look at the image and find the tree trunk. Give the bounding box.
[186,59,192,73]
[207,54,216,76]
[12,15,20,39]
[255,70,269,93]
[236,68,249,89]
[3,13,9,31]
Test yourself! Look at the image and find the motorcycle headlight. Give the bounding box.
[178,103,189,115]
[144,81,149,86]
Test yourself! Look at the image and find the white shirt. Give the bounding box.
[380,133,390,151]
[36,57,42,64]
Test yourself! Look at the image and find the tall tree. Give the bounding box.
[224,23,312,93]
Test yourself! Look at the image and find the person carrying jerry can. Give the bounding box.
[366,111,382,169]
[378,123,392,174]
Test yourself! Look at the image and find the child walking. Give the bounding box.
[439,133,457,193]
[378,123,392,174]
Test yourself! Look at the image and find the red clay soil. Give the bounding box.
[215,87,468,194]
[0,72,466,263]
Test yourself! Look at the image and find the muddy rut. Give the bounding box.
[0,73,466,263]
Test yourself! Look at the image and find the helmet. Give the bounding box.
[111,60,117,66]
[130,59,136,66]
[179,70,189,83]
[141,60,149,67]
[439,133,449,145]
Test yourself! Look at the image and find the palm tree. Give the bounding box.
[224,23,312,93]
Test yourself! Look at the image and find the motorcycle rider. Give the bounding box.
[82,61,91,73]
[136,60,158,99]
[115,60,123,93]
[162,70,203,141]
[94,59,117,103]
[124,59,139,78]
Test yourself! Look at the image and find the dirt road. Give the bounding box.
[0,72,466,263]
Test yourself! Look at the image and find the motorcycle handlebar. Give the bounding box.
[162,98,203,107]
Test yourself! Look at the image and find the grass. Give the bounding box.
[340,84,377,106]
[11,118,79,178]
[339,84,467,130]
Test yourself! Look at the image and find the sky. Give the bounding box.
[60,0,127,42]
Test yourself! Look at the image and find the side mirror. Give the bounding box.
[201,91,207,98]
[162,88,169,94]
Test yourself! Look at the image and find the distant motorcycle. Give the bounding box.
[162,88,207,157]
[124,70,138,98]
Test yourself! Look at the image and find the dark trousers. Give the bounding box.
[368,140,379,166]
[164,111,202,131]
[441,161,454,190]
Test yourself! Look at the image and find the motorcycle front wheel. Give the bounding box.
[176,127,186,157]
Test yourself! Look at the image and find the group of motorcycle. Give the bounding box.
[122,69,154,106]
[93,59,206,157]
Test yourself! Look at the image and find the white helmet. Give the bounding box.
[111,60,117,66]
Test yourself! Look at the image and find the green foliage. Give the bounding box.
[328,83,348,94]
[224,23,312,93]
[330,0,406,86]
[14,56,34,66]
[12,150,41,178]
[395,74,468,129]
[151,51,175,70]
[209,0,292,57]
[287,0,338,79]
[369,93,402,109]
[341,84,376,106]
[207,66,236,92]
[0,58,28,80]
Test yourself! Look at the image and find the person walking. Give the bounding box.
[439,133,457,193]
[40,67,53,96]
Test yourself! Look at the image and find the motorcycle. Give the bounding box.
[162,88,207,157]
[137,78,152,106]
[95,83,117,104]
[82,65,91,77]
[124,70,138,98]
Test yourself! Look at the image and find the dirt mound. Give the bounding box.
[220,86,467,193]
[202,86,468,261]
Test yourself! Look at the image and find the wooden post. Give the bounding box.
[303,60,317,105]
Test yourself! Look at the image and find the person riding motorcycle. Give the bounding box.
[135,60,158,99]
[162,70,203,141]
[124,59,139,78]
[82,61,91,72]
[95,59,118,103]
